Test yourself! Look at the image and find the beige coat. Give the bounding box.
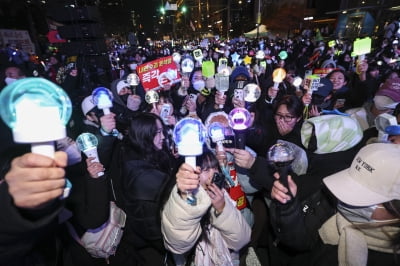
[161,185,251,265]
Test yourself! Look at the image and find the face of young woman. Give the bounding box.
[199,167,218,188]
[329,71,347,91]
[153,119,165,150]
[274,104,300,135]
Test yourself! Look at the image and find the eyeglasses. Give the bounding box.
[274,113,296,122]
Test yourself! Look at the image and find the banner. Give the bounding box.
[0,29,35,53]
[137,56,181,91]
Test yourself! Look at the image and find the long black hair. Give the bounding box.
[127,112,171,173]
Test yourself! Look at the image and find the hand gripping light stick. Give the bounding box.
[76,133,104,177]
[268,142,294,196]
[173,118,207,205]
[0,77,72,197]
[302,74,320,119]
[228,108,252,150]
[92,87,120,137]
[126,73,140,95]
[208,122,235,187]
[214,73,230,109]
[271,68,286,102]
[145,90,160,111]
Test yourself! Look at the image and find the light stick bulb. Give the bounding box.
[173,118,207,205]
[268,142,294,192]
[0,77,72,158]
[272,68,286,88]
[228,108,251,149]
[76,132,103,176]
[215,73,230,109]
[92,87,113,114]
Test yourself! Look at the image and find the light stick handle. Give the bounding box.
[184,156,197,206]
[31,142,55,159]
[103,108,110,115]
[83,147,104,177]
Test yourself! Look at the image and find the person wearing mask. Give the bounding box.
[273,143,400,266]
[2,65,26,87]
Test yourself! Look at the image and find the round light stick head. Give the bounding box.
[172,52,181,64]
[292,76,303,87]
[126,73,140,86]
[268,142,295,168]
[243,83,261,102]
[92,87,113,110]
[272,68,287,83]
[145,90,159,104]
[0,77,72,143]
[278,50,288,60]
[208,122,225,143]
[173,117,206,156]
[228,108,252,130]
[255,50,265,59]
[181,58,194,73]
[76,132,98,151]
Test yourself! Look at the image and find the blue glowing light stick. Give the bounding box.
[173,118,207,205]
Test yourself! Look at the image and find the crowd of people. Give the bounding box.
[1,22,400,266]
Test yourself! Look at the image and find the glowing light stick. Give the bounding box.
[268,142,294,194]
[292,76,303,92]
[173,118,207,205]
[172,52,181,65]
[181,57,195,89]
[0,77,72,158]
[208,122,225,151]
[215,73,230,109]
[255,50,265,60]
[76,133,104,177]
[353,37,371,63]
[193,49,203,65]
[243,83,261,103]
[207,122,235,187]
[228,108,252,150]
[126,73,140,95]
[272,68,286,89]
[0,77,72,198]
[92,87,113,115]
[278,50,288,60]
[145,90,159,111]
[202,61,215,79]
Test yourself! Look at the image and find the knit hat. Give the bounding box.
[374,77,400,109]
[230,66,250,81]
[81,95,96,116]
[301,114,363,154]
[116,79,130,94]
[323,143,400,206]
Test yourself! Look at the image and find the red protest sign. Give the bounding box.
[137,56,181,91]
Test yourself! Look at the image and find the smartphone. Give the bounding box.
[212,173,225,189]
[234,89,244,101]
[189,93,198,103]
[336,98,346,106]
[160,104,171,125]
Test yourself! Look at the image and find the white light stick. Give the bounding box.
[76,133,104,177]
[215,73,230,109]
[0,77,72,198]
[173,118,207,205]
